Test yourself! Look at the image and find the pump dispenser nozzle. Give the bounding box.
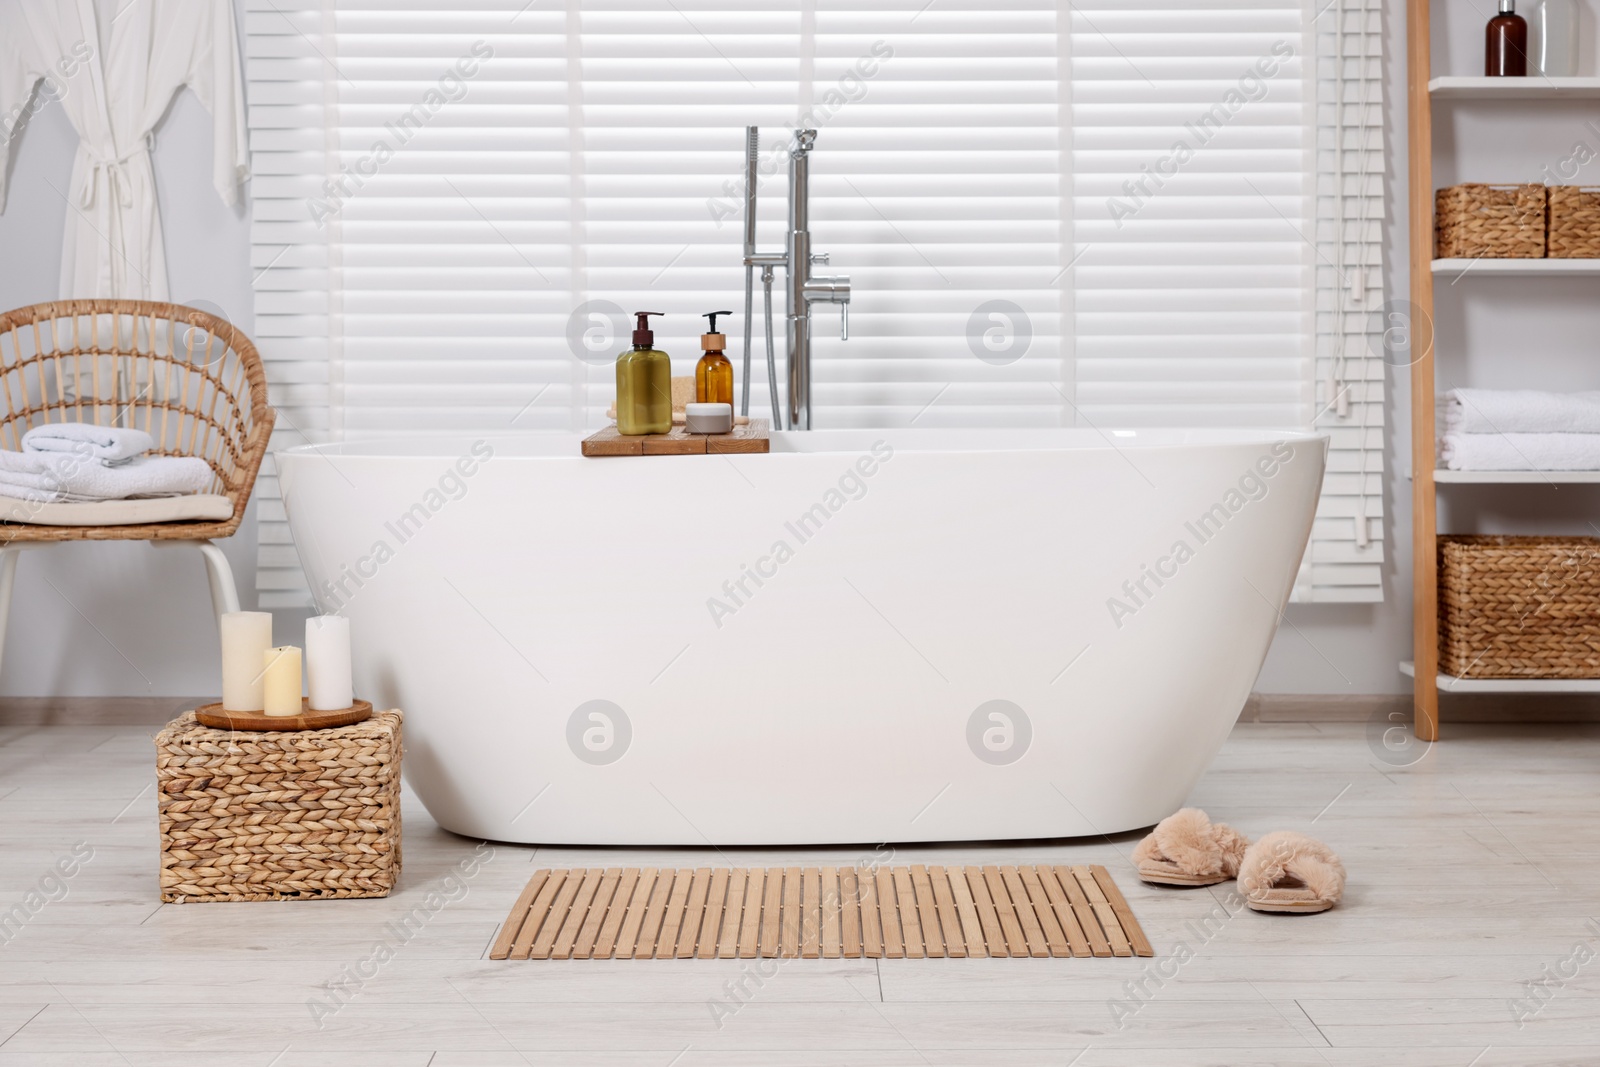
[703,310,732,335]
[632,311,664,347]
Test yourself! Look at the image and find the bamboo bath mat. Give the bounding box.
[490,864,1152,961]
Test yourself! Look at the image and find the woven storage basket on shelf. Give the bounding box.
[1547,185,1600,258]
[155,709,402,903]
[1435,183,1547,259]
[1438,535,1600,678]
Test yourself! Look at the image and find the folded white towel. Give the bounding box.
[0,450,213,502]
[1444,389,1600,435]
[1440,432,1600,471]
[22,422,154,465]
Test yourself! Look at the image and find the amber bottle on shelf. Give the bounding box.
[695,310,734,406]
[1486,0,1528,76]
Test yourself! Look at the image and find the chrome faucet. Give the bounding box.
[740,127,850,430]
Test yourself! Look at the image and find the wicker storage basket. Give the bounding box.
[1435,183,1547,259]
[156,709,402,903]
[1438,535,1600,678]
[1547,185,1600,257]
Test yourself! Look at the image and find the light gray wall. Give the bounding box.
[2,0,1585,697]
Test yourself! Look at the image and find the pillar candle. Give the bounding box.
[220,611,273,711]
[262,646,303,716]
[305,615,353,711]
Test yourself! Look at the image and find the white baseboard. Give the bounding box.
[1244,691,1600,723]
[4,693,1599,727]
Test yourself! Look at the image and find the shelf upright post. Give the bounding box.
[1407,0,1441,741]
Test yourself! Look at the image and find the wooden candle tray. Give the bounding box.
[582,419,769,457]
[194,698,374,732]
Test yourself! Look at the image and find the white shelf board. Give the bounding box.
[1433,469,1600,483]
[1429,75,1600,99]
[1400,660,1600,693]
[1432,257,1600,276]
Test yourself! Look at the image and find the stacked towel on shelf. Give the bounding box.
[1441,389,1600,471]
[1444,388,1600,435]
[1440,433,1600,471]
[0,422,212,503]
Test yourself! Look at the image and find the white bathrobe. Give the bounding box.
[0,0,249,301]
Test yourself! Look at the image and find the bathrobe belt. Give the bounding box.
[78,134,155,209]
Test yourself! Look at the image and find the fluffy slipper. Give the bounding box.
[1133,808,1250,887]
[1238,830,1346,913]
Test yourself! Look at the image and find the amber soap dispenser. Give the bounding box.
[616,311,672,435]
[1487,0,1528,76]
[696,310,734,406]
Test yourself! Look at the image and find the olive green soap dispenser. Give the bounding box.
[616,311,672,435]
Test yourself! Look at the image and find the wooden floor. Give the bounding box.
[1,718,1597,1065]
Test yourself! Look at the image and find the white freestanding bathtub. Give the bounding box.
[277,428,1326,846]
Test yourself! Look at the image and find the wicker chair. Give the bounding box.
[0,300,275,673]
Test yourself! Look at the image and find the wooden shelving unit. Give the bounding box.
[1407,1,1600,740]
[1400,661,1600,694]
[1407,0,1441,740]
[1428,75,1600,98]
[1432,257,1600,276]
[1432,469,1600,484]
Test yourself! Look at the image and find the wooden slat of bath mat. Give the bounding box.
[1052,866,1111,957]
[840,868,863,959]
[573,867,622,959]
[614,870,659,959]
[739,868,764,958]
[595,868,641,960]
[1000,867,1049,958]
[875,868,902,959]
[551,869,602,960]
[945,866,987,958]
[779,866,802,959]
[929,866,966,959]
[983,866,1028,958]
[1072,865,1131,957]
[1037,864,1092,958]
[1092,866,1154,958]
[489,869,549,960]
[726,870,748,959]
[963,866,1006,958]
[910,865,945,958]
[1018,866,1069,958]
[800,868,821,959]
[821,867,843,959]
[677,868,712,959]
[893,867,925,959]
[758,867,782,958]
[707,870,736,959]
[528,869,583,960]
[654,869,693,959]
[860,867,884,958]
[513,869,569,961]
[637,869,674,960]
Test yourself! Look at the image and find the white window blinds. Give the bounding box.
[1309,0,1386,602]
[1068,0,1381,602]
[246,0,1382,607]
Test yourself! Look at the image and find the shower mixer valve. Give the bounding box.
[740,126,851,431]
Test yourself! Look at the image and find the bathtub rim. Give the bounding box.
[275,427,1330,462]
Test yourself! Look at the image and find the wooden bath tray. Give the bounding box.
[490,863,1152,960]
[582,419,769,457]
